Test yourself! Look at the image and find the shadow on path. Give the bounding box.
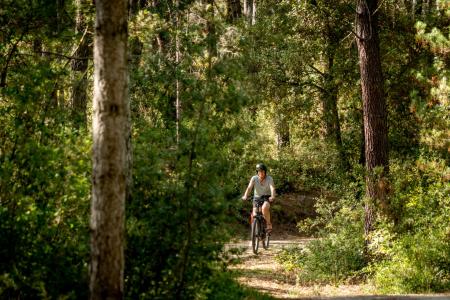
[289,296,450,300]
[227,237,450,300]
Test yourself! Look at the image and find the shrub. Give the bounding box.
[370,158,450,293]
[371,228,450,293]
[277,190,366,285]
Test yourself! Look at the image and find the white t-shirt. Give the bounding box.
[248,175,274,197]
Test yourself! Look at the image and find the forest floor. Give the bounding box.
[226,193,450,300]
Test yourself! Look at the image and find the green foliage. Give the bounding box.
[125,125,235,298]
[0,67,91,298]
[366,11,450,291]
[124,5,257,298]
[277,188,365,284]
[1,0,449,298]
[0,2,90,296]
[278,231,365,285]
[371,228,450,294]
[369,157,450,293]
[271,140,358,194]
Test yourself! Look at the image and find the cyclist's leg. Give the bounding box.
[252,203,257,217]
[262,201,272,231]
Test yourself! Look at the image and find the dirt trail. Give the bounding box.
[227,236,450,300]
[227,193,450,300]
[227,235,372,299]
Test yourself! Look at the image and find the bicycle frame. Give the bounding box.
[250,197,270,254]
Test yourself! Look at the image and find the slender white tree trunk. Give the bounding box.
[175,0,181,145]
[252,0,257,25]
[244,0,255,24]
[90,0,129,298]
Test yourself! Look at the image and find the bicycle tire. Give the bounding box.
[262,232,270,249]
[251,218,260,254]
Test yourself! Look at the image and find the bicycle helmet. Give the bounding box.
[256,163,267,173]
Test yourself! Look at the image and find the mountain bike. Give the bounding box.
[251,196,270,254]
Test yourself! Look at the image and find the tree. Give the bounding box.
[314,1,351,169]
[274,100,290,150]
[90,0,129,298]
[226,0,242,22]
[355,0,389,250]
[71,0,92,126]
[244,0,256,24]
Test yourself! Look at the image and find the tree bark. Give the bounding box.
[226,0,242,22]
[244,0,256,24]
[355,0,389,252]
[90,0,129,298]
[322,25,348,170]
[321,82,348,169]
[275,111,290,150]
[244,0,251,16]
[251,0,256,25]
[205,0,217,57]
[128,0,147,16]
[71,0,92,126]
[175,0,182,144]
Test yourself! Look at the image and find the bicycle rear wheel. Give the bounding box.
[251,218,260,254]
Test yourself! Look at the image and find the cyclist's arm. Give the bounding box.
[269,179,276,202]
[242,177,255,200]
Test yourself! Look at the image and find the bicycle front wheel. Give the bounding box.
[251,218,260,254]
[262,231,270,249]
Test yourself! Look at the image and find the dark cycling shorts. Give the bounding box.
[253,195,270,207]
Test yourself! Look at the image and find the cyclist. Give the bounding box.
[242,163,276,233]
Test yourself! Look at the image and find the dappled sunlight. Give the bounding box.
[228,237,450,299]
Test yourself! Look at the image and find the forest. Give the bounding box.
[0,0,449,299]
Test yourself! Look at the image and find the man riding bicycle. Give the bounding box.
[242,163,276,234]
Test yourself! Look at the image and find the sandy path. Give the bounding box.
[227,235,450,300]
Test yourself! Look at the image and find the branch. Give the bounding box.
[1,32,25,87]
[340,30,354,44]
[372,0,388,16]
[308,64,325,77]
[17,26,92,62]
[18,51,91,61]
[66,26,89,61]
[213,1,226,20]
[306,81,326,93]
[275,77,326,93]
[64,26,91,67]
[351,28,367,41]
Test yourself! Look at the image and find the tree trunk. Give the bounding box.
[321,84,348,169]
[33,39,43,55]
[322,58,347,169]
[205,0,217,57]
[355,0,389,253]
[128,0,146,16]
[275,111,290,150]
[226,0,242,22]
[90,0,129,298]
[71,0,92,126]
[55,0,65,34]
[359,112,366,166]
[175,0,182,144]
[322,24,349,170]
[244,0,251,16]
[244,0,255,24]
[127,38,141,206]
[252,0,256,24]
[415,0,424,16]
